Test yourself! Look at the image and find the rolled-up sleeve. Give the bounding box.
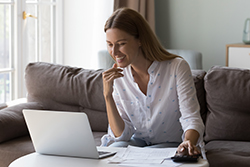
[101,88,135,146]
[175,59,205,145]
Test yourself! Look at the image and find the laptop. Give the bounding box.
[22,109,116,159]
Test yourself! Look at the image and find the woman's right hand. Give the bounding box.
[102,63,125,137]
[102,63,124,98]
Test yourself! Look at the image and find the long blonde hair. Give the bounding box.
[104,7,179,61]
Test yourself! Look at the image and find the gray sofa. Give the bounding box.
[0,61,250,167]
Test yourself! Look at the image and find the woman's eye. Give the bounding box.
[119,43,126,46]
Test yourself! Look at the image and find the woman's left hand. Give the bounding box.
[177,140,200,155]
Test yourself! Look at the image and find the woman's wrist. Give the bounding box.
[184,129,199,146]
[104,93,113,101]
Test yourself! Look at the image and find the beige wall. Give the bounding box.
[155,0,250,71]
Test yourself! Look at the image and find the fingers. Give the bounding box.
[104,67,123,75]
[178,141,200,156]
[113,63,118,68]
[102,65,124,97]
[102,67,123,81]
[103,71,123,82]
[193,146,200,155]
[187,144,199,155]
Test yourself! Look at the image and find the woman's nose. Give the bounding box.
[111,45,119,55]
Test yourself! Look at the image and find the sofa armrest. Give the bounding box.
[6,98,27,107]
[0,102,43,143]
[0,98,27,110]
[0,103,7,110]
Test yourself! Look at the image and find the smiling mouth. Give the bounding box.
[116,56,125,63]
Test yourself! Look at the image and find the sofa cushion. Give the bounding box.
[0,102,43,143]
[25,62,106,111]
[25,62,108,131]
[205,140,250,167]
[204,66,250,142]
[93,131,107,146]
[80,107,108,132]
[0,136,35,167]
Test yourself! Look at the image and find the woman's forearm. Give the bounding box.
[184,129,200,145]
[102,64,125,137]
[105,95,125,137]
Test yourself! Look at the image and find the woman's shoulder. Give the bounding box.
[157,58,190,74]
[160,57,187,66]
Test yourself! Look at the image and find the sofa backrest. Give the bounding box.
[25,62,207,132]
[191,70,207,124]
[204,66,250,142]
[25,62,108,132]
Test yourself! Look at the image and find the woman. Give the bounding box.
[101,7,204,156]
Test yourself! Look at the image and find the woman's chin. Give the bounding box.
[117,63,129,68]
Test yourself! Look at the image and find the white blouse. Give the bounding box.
[101,58,204,146]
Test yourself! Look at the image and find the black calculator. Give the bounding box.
[171,148,200,163]
[171,154,199,162]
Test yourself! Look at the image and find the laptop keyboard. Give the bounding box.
[98,151,110,155]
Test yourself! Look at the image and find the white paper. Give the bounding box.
[108,145,176,165]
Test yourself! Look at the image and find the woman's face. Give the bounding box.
[106,28,141,68]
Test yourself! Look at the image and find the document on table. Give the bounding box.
[108,145,177,165]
